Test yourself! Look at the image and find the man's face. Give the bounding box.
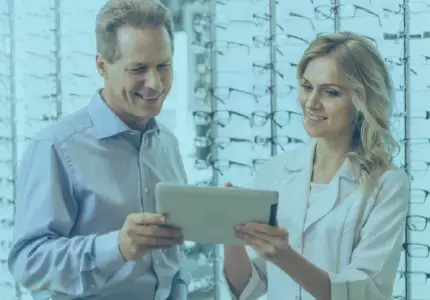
[96,25,173,129]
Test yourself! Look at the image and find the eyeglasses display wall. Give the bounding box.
[186,0,430,299]
[0,1,106,299]
[1,0,429,299]
[0,0,18,298]
[0,1,217,300]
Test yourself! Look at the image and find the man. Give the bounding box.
[8,0,189,299]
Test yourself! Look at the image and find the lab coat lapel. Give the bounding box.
[302,152,357,233]
[279,139,315,241]
[302,177,339,233]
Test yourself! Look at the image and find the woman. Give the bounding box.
[224,32,409,300]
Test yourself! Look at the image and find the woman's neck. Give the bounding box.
[312,138,350,183]
[314,138,349,168]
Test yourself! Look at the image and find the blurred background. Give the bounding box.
[0,0,429,299]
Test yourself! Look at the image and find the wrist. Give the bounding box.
[118,241,127,261]
[271,244,295,265]
[117,230,130,261]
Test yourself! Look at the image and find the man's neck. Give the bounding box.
[127,118,151,132]
[100,88,150,132]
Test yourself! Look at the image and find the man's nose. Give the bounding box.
[145,69,162,90]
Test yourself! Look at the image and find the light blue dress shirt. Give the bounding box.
[8,91,189,300]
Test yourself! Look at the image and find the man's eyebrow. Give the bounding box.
[126,60,172,67]
[125,62,146,69]
[126,61,147,67]
[158,60,172,65]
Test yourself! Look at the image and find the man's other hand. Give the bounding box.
[118,213,183,261]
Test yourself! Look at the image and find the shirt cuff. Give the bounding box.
[169,282,187,300]
[227,261,263,300]
[93,230,126,279]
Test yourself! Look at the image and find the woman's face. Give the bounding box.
[299,56,354,140]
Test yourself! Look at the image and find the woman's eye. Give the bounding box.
[300,84,312,92]
[326,90,341,97]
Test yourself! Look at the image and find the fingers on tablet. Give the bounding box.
[132,212,166,224]
[139,225,182,239]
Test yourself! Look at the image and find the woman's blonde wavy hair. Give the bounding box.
[297,32,399,198]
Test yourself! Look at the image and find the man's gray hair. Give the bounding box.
[96,0,174,63]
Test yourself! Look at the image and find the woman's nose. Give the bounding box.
[305,91,321,109]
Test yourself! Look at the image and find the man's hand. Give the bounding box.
[118,213,183,261]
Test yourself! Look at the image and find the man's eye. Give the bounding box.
[157,64,170,70]
[129,67,146,73]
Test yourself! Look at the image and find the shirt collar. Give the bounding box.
[88,90,159,140]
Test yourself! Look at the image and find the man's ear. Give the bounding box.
[96,53,107,78]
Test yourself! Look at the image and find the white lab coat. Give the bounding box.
[229,139,409,300]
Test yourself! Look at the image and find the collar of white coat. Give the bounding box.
[280,139,361,234]
[283,138,357,184]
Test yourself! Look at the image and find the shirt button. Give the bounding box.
[155,260,160,264]
[144,186,148,194]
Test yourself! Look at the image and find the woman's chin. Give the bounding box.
[304,126,325,138]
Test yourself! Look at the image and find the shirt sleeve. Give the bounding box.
[7,139,136,297]
[226,257,268,300]
[328,169,409,300]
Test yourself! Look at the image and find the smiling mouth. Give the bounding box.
[134,92,160,101]
[307,114,327,121]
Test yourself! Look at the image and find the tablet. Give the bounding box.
[155,182,278,245]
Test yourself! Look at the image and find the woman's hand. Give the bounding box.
[224,182,291,262]
[234,222,290,262]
